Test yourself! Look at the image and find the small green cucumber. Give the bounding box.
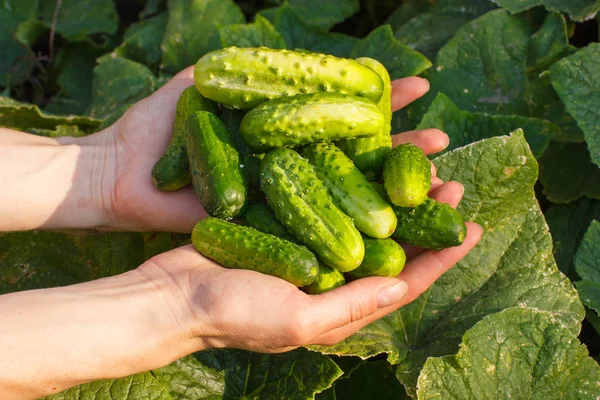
[260,148,364,272]
[392,198,467,250]
[301,142,397,239]
[337,57,392,181]
[244,203,297,243]
[152,86,218,191]
[383,143,431,207]
[241,92,383,151]
[303,263,346,294]
[192,218,318,286]
[186,111,247,220]
[194,47,384,109]
[347,237,406,279]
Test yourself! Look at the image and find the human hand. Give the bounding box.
[88,67,457,232]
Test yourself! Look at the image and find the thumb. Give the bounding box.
[300,277,408,343]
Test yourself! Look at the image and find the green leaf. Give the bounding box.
[492,0,600,22]
[417,92,555,158]
[417,308,600,399]
[38,0,118,42]
[160,0,244,74]
[317,359,406,400]
[311,131,584,397]
[0,96,101,132]
[264,0,359,30]
[153,349,342,399]
[268,4,357,58]
[351,25,432,80]
[44,372,172,400]
[220,15,286,49]
[88,56,158,120]
[573,220,600,316]
[390,0,497,60]
[0,0,38,87]
[113,13,168,67]
[538,141,600,203]
[545,198,600,277]
[575,280,600,316]
[550,44,600,168]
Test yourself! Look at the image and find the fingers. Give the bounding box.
[430,176,443,191]
[398,222,483,304]
[392,129,449,155]
[391,77,430,111]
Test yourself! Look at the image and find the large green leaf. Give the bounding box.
[574,220,600,316]
[0,0,38,87]
[113,13,168,67]
[550,44,600,168]
[160,0,244,74]
[38,0,118,42]
[220,15,286,49]
[262,0,359,30]
[492,0,600,22]
[390,0,497,60]
[44,372,172,400]
[538,141,600,203]
[545,198,600,277]
[0,96,100,132]
[351,25,432,80]
[311,131,584,397]
[417,92,555,157]
[417,308,600,399]
[88,56,158,120]
[268,4,357,58]
[153,349,342,399]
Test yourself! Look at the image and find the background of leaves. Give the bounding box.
[1,0,600,398]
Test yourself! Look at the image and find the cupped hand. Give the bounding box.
[95,67,452,233]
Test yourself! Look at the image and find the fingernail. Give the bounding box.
[421,77,430,92]
[455,181,465,197]
[377,281,408,308]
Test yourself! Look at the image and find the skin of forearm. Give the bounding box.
[0,266,203,399]
[0,128,111,231]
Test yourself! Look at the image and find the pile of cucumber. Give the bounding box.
[152,47,466,293]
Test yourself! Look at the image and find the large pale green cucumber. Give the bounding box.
[194,46,384,109]
[192,218,318,287]
[260,148,364,272]
[337,57,392,181]
[301,142,397,239]
[241,92,383,151]
[152,86,217,191]
[383,143,431,207]
[347,237,406,279]
[186,111,247,220]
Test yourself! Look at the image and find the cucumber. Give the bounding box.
[192,218,318,287]
[392,198,467,250]
[152,86,217,191]
[301,142,397,239]
[241,92,384,151]
[347,237,406,279]
[383,143,431,207]
[194,47,384,109]
[260,148,364,272]
[303,263,346,294]
[244,203,296,243]
[337,57,392,181]
[186,111,247,220]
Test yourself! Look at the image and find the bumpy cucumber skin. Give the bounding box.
[338,57,392,181]
[186,111,247,220]
[152,86,218,191]
[260,148,364,272]
[244,203,297,243]
[241,92,384,151]
[192,218,318,287]
[347,237,406,279]
[383,143,431,207]
[301,142,397,239]
[392,198,467,250]
[303,263,346,294]
[194,46,384,109]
